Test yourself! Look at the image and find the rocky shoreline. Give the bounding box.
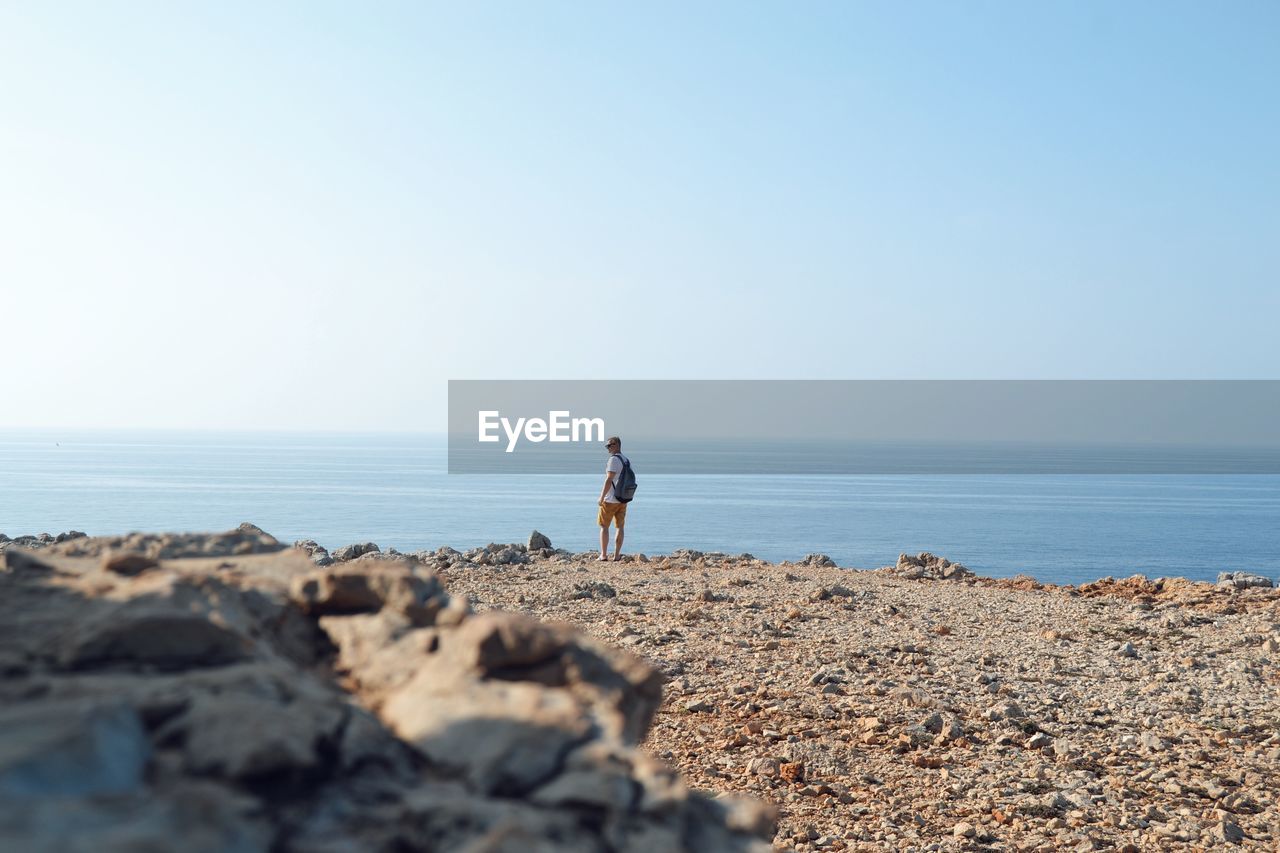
[2,527,1278,851]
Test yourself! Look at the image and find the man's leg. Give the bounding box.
[597,502,611,560]
[612,504,627,560]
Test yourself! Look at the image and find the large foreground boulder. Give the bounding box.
[0,528,773,852]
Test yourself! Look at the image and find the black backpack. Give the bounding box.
[612,454,638,503]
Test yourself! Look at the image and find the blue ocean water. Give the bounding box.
[2,430,1278,586]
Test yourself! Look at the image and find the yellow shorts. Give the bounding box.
[597,501,627,528]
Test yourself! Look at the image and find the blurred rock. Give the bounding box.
[0,526,769,853]
[292,539,333,566]
[100,551,160,576]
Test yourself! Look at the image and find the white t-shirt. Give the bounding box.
[604,453,629,503]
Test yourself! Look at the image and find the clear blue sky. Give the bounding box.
[2,1,1276,430]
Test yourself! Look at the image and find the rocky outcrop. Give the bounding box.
[463,542,532,566]
[888,551,973,580]
[293,539,333,566]
[1070,573,1280,615]
[0,529,773,853]
[401,542,539,568]
[1217,571,1274,590]
[0,524,279,559]
[332,541,380,562]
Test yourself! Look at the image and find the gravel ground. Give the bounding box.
[445,550,1280,852]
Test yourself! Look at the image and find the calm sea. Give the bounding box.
[2,430,1277,586]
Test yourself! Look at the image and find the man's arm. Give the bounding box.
[599,471,615,505]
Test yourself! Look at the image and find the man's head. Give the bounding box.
[605,436,621,453]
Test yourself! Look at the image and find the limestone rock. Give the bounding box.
[157,689,345,780]
[462,543,531,566]
[37,526,284,560]
[893,552,973,580]
[289,563,457,626]
[332,542,380,562]
[100,551,160,576]
[0,780,271,853]
[2,549,57,573]
[0,526,771,852]
[0,700,150,798]
[59,576,257,670]
[293,539,333,566]
[1216,571,1273,590]
[1214,819,1245,844]
[572,580,617,599]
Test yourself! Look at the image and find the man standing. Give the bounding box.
[597,436,629,561]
